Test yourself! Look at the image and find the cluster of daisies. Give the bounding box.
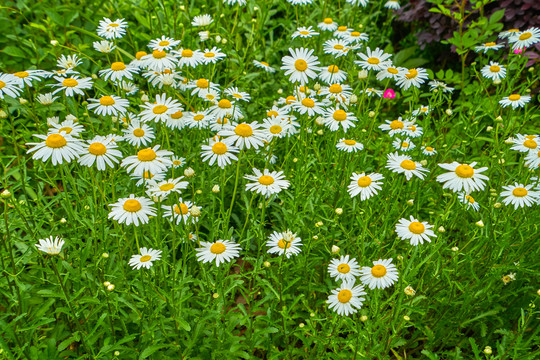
[13,10,538,319]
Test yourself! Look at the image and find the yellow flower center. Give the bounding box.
[357,176,372,187]
[519,32,532,41]
[465,195,475,203]
[400,160,416,170]
[333,44,344,50]
[523,139,537,149]
[270,125,282,134]
[489,65,500,72]
[136,51,148,60]
[267,110,279,117]
[62,78,78,87]
[329,84,342,93]
[425,146,433,151]
[294,59,308,71]
[196,78,209,88]
[139,254,152,262]
[153,105,168,114]
[300,30,310,35]
[512,187,528,197]
[327,65,339,73]
[455,164,474,178]
[258,175,274,185]
[286,95,296,104]
[171,110,183,119]
[277,239,291,249]
[351,31,360,37]
[58,127,72,134]
[0,81,5,89]
[387,67,398,74]
[234,124,253,137]
[405,69,418,79]
[153,50,166,59]
[343,139,356,145]
[159,40,170,46]
[301,98,315,108]
[323,18,333,24]
[174,203,189,215]
[137,148,157,161]
[337,289,352,303]
[485,42,496,46]
[371,265,387,278]
[218,99,232,109]
[111,62,126,71]
[193,114,204,121]
[143,171,154,179]
[99,96,115,106]
[159,183,175,192]
[210,242,226,254]
[204,52,215,58]
[402,142,409,148]
[367,57,380,65]
[123,199,142,212]
[133,128,145,137]
[408,125,417,131]
[108,23,119,27]
[408,221,425,234]
[260,61,269,66]
[337,26,347,31]
[212,142,228,155]
[333,110,347,121]
[14,71,29,78]
[508,94,521,101]
[88,143,107,155]
[45,134,67,148]
[337,263,350,274]
[181,49,193,57]
[390,120,403,130]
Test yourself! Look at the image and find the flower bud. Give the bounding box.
[107,284,115,291]
[406,199,414,206]
[483,346,492,355]
[19,98,28,105]
[1,189,11,198]
[495,116,503,123]
[358,70,368,79]
[331,245,340,254]
[438,226,445,233]
[60,218,67,224]
[50,39,59,46]
[493,202,501,208]
[493,79,501,85]
[368,111,376,118]
[404,285,416,296]
[350,94,358,104]
[184,167,195,177]
[403,315,411,321]
[317,129,324,135]
[114,351,120,356]
[420,159,428,166]
[103,281,111,287]
[102,252,109,258]
[196,189,203,194]
[190,206,201,217]
[397,255,403,260]
[452,246,459,252]
[263,261,271,268]
[360,315,368,322]
[475,220,484,228]
[0,110,7,119]
[315,116,324,126]
[486,126,493,132]
[213,293,219,299]
[445,108,453,116]
[335,208,343,215]
[299,323,305,328]
[212,185,220,193]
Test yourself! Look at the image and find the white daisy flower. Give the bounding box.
[139,93,182,123]
[327,280,366,316]
[173,48,203,68]
[122,120,155,147]
[266,230,302,258]
[336,138,364,153]
[99,62,139,82]
[148,36,181,51]
[347,172,384,200]
[396,68,429,90]
[436,162,489,193]
[87,95,129,116]
[209,98,243,121]
[318,64,348,84]
[97,18,128,39]
[481,61,506,81]
[346,0,369,7]
[121,145,173,176]
[510,134,538,153]
[116,80,139,95]
[344,30,369,43]
[280,47,320,84]
[56,54,83,70]
[130,171,166,187]
[500,183,540,209]
[78,136,122,171]
[355,47,392,71]
[184,109,213,129]
[328,255,361,282]
[200,136,239,169]
[386,152,429,181]
[162,199,196,225]
[379,117,413,136]
[165,109,186,130]
[333,25,353,38]
[498,29,520,39]
[319,83,353,103]
[108,195,156,226]
[93,40,116,53]
[323,38,353,58]
[318,18,338,32]
[457,193,480,211]
[323,107,357,132]
[262,117,292,139]
[170,156,186,168]
[244,169,290,198]
[11,70,47,88]
[50,75,93,96]
[395,216,437,246]
[360,258,399,290]
[428,80,454,93]
[26,132,83,166]
[499,94,531,109]
[147,177,189,200]
[422,146,437,156]
[474,41,504,53]
[384,1,401,10]
[141,50,178,72]
[393,137,416,152]
[524,149,540,169]
[196,239,241,267]
[48,119,84,137]
[292,26,319,39]
[224,87,251,102]
[292,97,326,116]
[36,236,65,255]
[218,122,267,150]
[253,60,276,73]
[192,14,213,27]
[508,27,540,50]
[412,105,431,117]
[376,64,406,81]
[36,92,59,105]
[128,248,162,270]
[403,123,423,138]
[201,47,226,64]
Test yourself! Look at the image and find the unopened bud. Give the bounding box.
[452,246,459,252]
[50,39,59,46]
[102,252,109,258]
[475,220,484,228]
[494,202,501,208]
[404,285,416,296]
[0,110,7,119]
[19,98,28,105]
[420,159,428,166]
[360,315,368,322]
[141,94,149,102]
[60,217,67,224]
[438,226,445,233]
[368,111,376,118]
[335,208,343,215]
[358,70,368,79]
[445,108,453,116]
[213,293,219,299]
[483,346,492,355]
[263,261,271,268]
[107,284,115,291]
[190,206,201,217]
[1,189,11,198]
[212,185,220,193]
[350,94,358,104]
[103,281,111,287]
[331,245,340,254]
[184,167,195,177]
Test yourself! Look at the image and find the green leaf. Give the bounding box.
[139,344,170,359]
[2,46,26,58]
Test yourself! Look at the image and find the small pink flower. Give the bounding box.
[383,89,395,99]
[514,48,524,54]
